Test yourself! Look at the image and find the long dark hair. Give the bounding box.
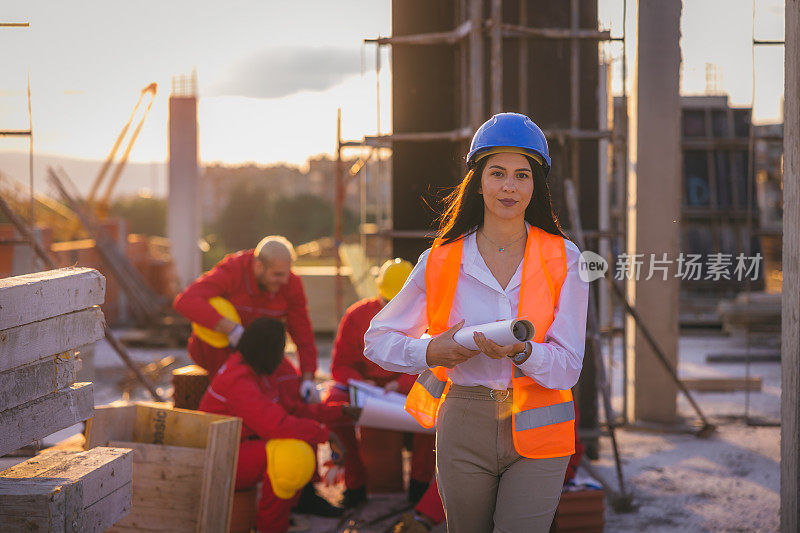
[436,155,568,245]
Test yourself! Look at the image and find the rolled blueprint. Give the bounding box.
[452,318,535,351]
[357,394,435,434]
[348,379,434,433]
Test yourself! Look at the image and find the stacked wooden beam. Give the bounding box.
[0,267,134,531]
[0,268,106,456]
[0,448,133,531]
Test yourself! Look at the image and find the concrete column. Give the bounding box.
[625,0,682,423]
[168,92,201,289]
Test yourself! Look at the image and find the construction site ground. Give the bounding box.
[0,327,779,532]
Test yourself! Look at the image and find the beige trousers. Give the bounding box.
[435,384,570,533]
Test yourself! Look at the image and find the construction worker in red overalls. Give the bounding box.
[198,317,361,532]
[323,259,436,508]
[173,235,320,402]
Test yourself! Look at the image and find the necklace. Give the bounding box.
[480,229,526,253]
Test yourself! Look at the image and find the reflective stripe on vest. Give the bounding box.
[515,400,575,432]
[404,226,575,458]
[417,369,447,398]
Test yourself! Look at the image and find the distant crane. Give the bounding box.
[87,82,158,219]
[0,82,159,241]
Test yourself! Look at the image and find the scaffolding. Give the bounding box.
[0,21,35,269]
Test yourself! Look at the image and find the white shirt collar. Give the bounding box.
[461,222,530,294]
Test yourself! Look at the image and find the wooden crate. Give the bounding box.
[0,447,133,532]
[85,402,242,532]
[551,489,605,533]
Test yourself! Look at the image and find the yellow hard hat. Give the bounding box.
[191,297,242,348]
[266,438,317,499]
[377,258,413,301]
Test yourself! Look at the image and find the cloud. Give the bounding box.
[209,46,363,99]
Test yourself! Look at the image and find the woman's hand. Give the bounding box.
[425,320,481,368]
[472,331,526,360]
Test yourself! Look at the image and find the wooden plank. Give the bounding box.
[131,403,232,448]
[0,307,105,372]
[0,513,55,531]
[129,479,202,506]
[199,418,242,533]
[0,267,105,330]
[783,2,800,530]
[44,432,86,453]
[0,447,132,532]
[108,440,206,466]
[0,450,77,478]
[706,352,781,364]
[109,511,197,532]
[0,383,94,457]
[133,461,204,484]
[85,404,138,449]
[131,487,201,509]
[79,481,132,532]
[681,376,762,392]
[0,355,80,411]
[124,500,198,521]
[0,447,132,509]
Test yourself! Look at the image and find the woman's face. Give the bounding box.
[478,152,534,221]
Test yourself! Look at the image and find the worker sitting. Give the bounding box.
[198,317,360,532]
[173,235,320,403]
[322,259,436,508]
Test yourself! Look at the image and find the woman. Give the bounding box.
[364,112,589,532]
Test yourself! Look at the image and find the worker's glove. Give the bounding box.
[300,379,321,403]
[228,324,245,349]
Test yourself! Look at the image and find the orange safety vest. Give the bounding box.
[404,226,575,459]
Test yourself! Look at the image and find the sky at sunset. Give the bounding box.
[0,0,786,170]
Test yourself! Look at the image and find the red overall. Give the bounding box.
[173,250,317,377]
[323,297,435,490]
[198,353,343,533]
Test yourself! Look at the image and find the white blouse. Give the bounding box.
[363,225,589,391]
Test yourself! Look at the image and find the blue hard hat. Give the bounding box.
[466,113,551,174]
